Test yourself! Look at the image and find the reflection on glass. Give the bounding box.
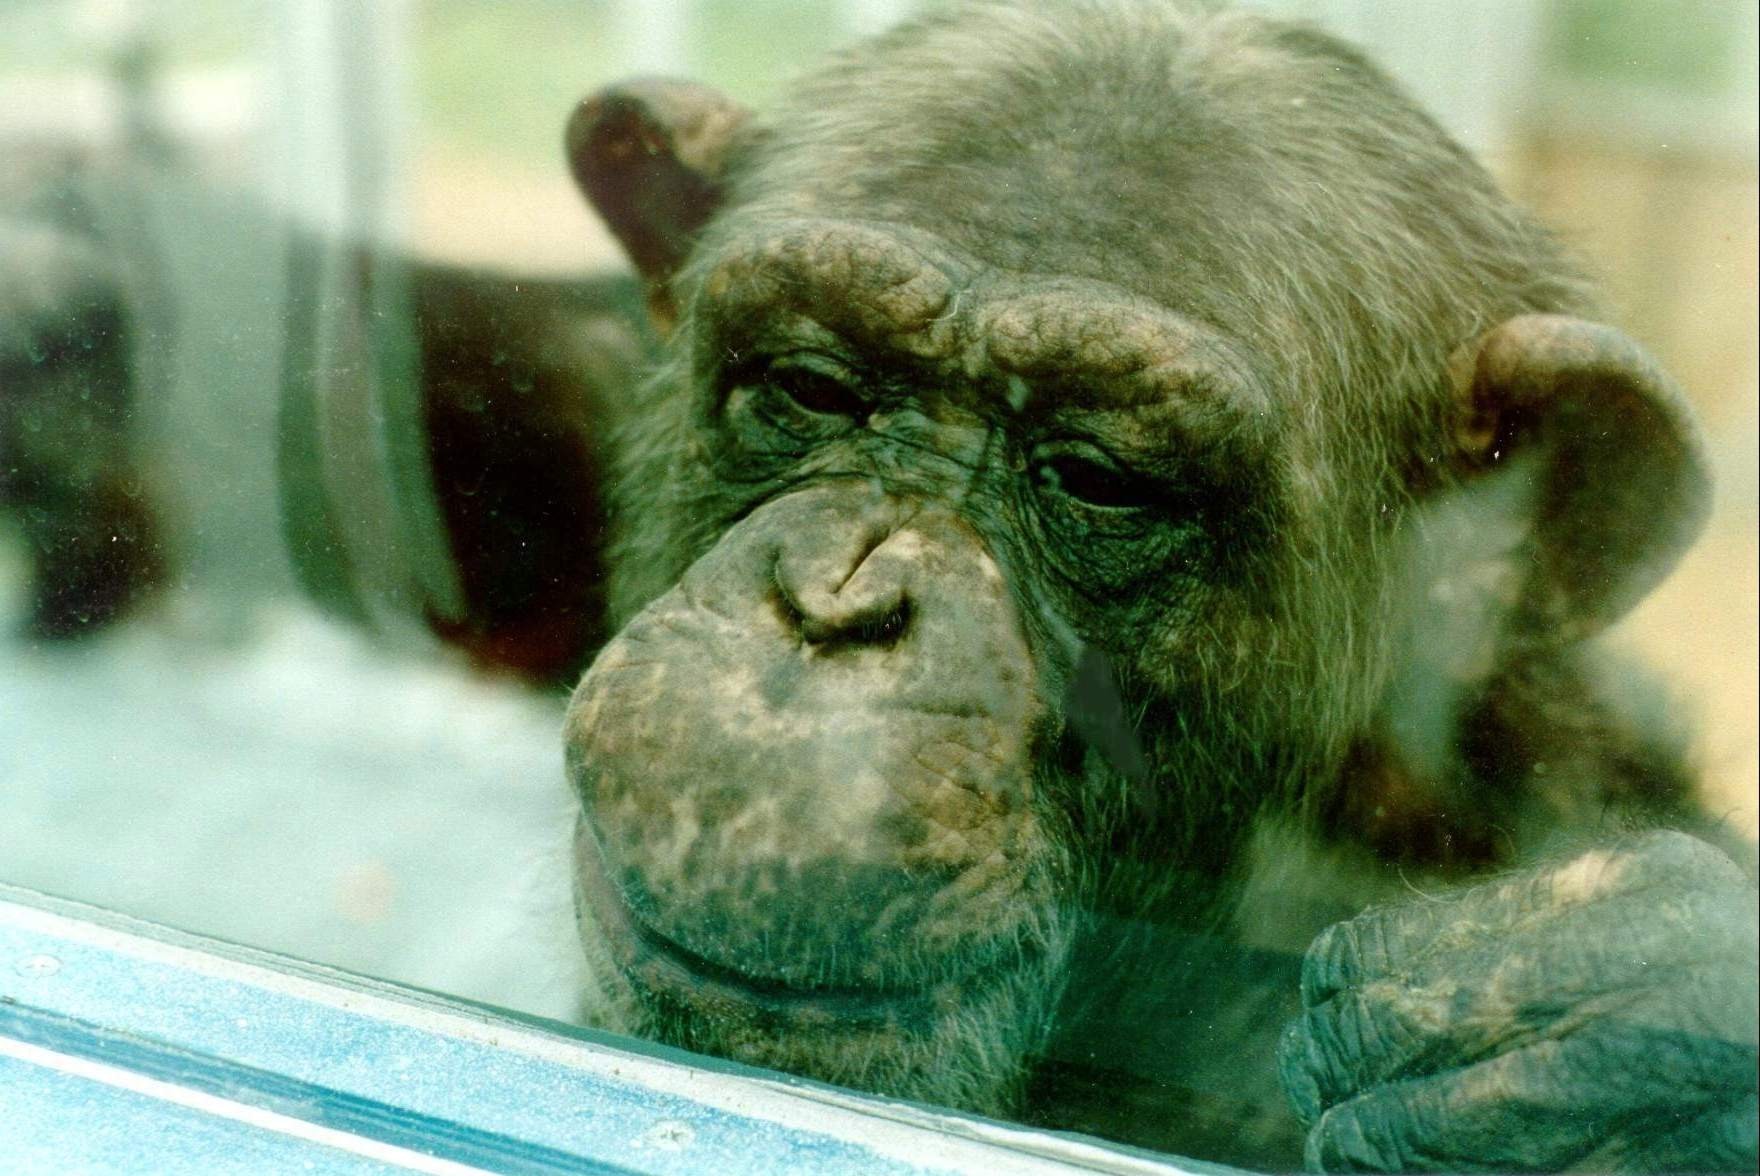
[2,2,1755,1172]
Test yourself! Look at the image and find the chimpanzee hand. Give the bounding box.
[1279,831,1759,1173]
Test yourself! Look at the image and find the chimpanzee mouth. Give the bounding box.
[573,824,1006,1029]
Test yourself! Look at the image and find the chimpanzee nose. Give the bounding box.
[774,523,915,646]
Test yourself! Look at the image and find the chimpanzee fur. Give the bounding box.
[544,2,1757,1171]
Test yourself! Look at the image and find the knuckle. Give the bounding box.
[1284,986,1408,1122]
[1278,1017,1326,1126]
[1310,1097,1413,1174]
[1303,917,1365,1005]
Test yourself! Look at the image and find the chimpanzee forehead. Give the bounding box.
[694,216,1263,416]
[735,7,1317,308]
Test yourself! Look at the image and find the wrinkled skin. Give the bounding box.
[542,2,1758,1170]
[572,484,1050,978]
[569,481,1074,1107]
[1282,832,1759,1172]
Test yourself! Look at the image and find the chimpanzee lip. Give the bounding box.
[574,824,983,1026]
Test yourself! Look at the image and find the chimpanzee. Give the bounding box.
[502,2,1758,1171]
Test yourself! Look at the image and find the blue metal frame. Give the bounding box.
[0,884,1233,1175]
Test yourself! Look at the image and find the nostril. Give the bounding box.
[852,600,909,647]
[773,525,914,647]
[799,602,908,647]
[795,602,908,649]
[799,595,910,648]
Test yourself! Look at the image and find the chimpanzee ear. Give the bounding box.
[1445,314,1710,644]
[566,79,752,327]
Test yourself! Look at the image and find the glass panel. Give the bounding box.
[3,2,1754,1171]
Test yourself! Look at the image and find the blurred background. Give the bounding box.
[1,0,1755,1028]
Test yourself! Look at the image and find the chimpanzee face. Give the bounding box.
[558,0,1715,1135]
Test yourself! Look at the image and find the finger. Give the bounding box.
[1306,1037,1621,1173]
[1299,901,1463,1008]
[1600,1089,1758,1173]
[1286,956,1754,1124]
[1280,977,1453,1125]
[1301,1023,1758,1174]
[1300,837,1751,1009]
[1293,859,1604,1007]
[1298,886,1534,1009]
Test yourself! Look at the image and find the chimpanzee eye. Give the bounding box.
[763,355,866,420]
[1031,444,1159,511]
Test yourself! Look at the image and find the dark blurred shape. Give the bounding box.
[0,213,165,638]
[278,240,653,684]
[418,264,652,682]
